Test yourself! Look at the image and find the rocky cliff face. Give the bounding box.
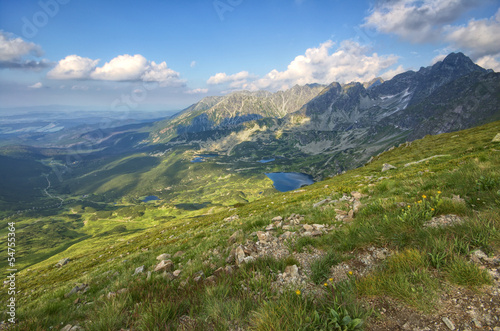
[149,52,499,177]
[150,84,326,142]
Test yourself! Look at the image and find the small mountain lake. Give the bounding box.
[143,195,160,202]
[191,154,218,163]
[265,172,315,192]
[258,158,275,163]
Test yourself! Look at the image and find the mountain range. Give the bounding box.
[0,52,499,210]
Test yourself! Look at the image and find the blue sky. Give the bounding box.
[0,0,499,111]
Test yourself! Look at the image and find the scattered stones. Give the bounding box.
[271,216,283,222]
[55,258,71,267]
[303,224,314,232]
[133,265,144,275]
[224,215,239,222]
[256,231,272,243]
[423,214,465,228]
[156,253,171,260]
[265,224,275,231]
[64,284,88,298]
[382,163,397,172]
[173,270,182,277]
[154,259,173,272]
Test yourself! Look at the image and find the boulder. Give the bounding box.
[271,216,283,222]
[173,270,182,277]
[382,163,397,172]
[492,133,500,142]
[154,260,174,272]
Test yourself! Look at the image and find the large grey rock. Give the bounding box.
[492,133,500,142]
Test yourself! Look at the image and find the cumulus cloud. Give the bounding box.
[28,82,43,89]
[0,31,42,61]
[207,71,253,89]
[0,31,49,70]
[445,8,500,59]
[47,55,99,80]
[363,0,486,43]
[211,40,398,91]
[48,53,185,86]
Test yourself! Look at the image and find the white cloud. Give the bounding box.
[185,88,209,94]
[363,0,486,43]
[252,40,398,91]
[0,31,49,70]
[380,65,405,80]
[445,8,500,59]
[48,53,185,86]
[207,71,252,86]
[28,82,43,89]
[47,55,99,80]
[476,55,500,71]
[91,54,147,81]
[141,60,183,87]
[0,31,42,62]
[190,61,197,68]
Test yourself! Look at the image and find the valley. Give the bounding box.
[0,52,499,330]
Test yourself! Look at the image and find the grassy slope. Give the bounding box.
[2,121,500,330]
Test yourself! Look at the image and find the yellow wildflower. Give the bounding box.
[407,205,411,208]
[324,283,328,286]
[431,208,435,211]
[418,200,422,203]
[422,195,427,199]
[437,191,442,194]
[296,290,301,295]
[329,278,333,282]
[348,271,353,275]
